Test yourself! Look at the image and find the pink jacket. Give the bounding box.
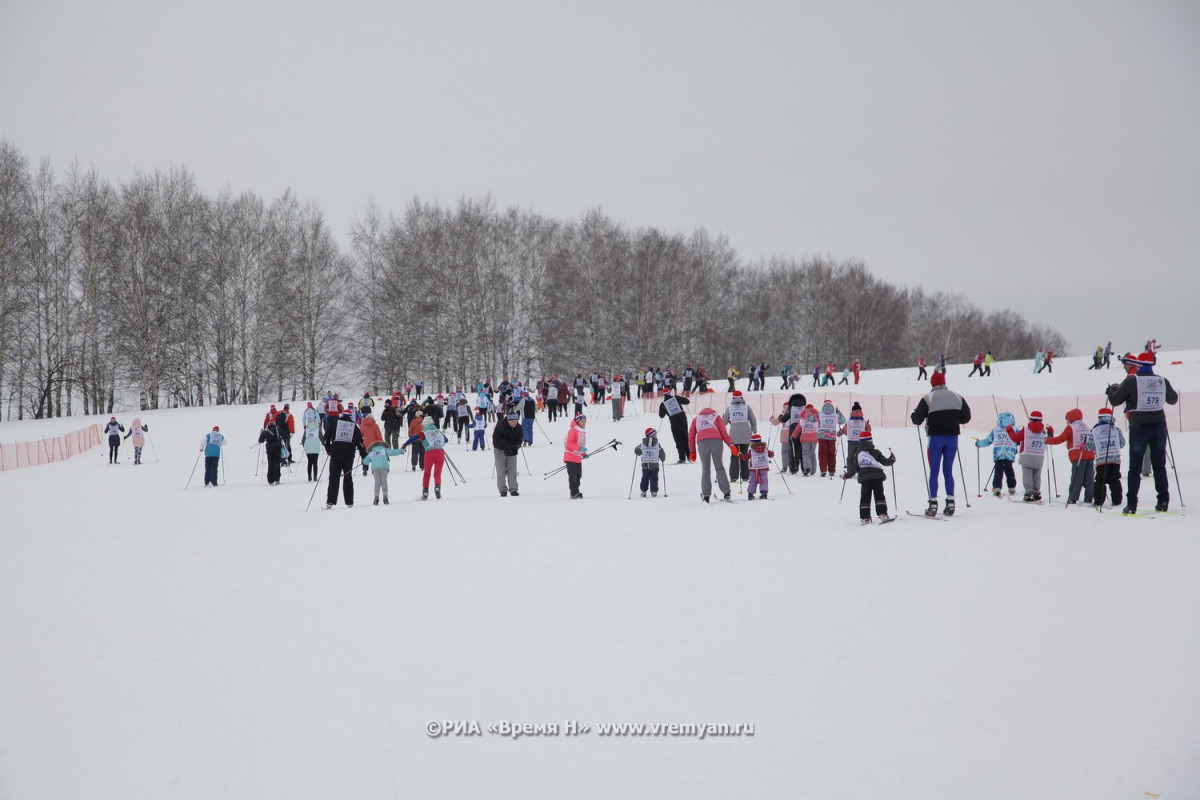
[563,420,586,463]
[688,408,733,452]
[790,406,820,443]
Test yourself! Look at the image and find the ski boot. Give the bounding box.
[434,486,441,499]
[878,514,893,523]
[373,498,379,506]
[760,493,767,500]
[509,490,518,497]
[640,491,646,497]
[992,488,1001,498]
[1032,493,1042,503]
[1121,504,1137,515]
[723,493,731,502]
[925,499,938,517]
[944,498,955,516]
[500,491,508,497]
[702,495,710,503]
[422,489,429,500]
[1155,502,1168,512]
[1008,488,1016,496]
[860,518,873,526]
[383,497,389,505]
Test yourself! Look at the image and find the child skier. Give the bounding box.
[739,433,775,500]
[816,400,845,477]
[563,414,588,499]
[790,404,819,476]
[201,426,225,486]
[1085,408,1125,510]
[1006,410,1051,503]
[842,428,896,524]
[363,440,405,505]
[1047,408,1096,505]
[975,412,1018,496]
[402,418,448,500]
[842,403,868,465]
[124,418,149,465]
[633,427,665,497]
[470,407,488,451]
[301,413,322,481]
[104,416,124,464]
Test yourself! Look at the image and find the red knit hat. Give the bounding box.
[732,390,742,397]
[644,427,657,437]
[750,433,763,443]
[1029,411,1043,422]
[930,372,946,387]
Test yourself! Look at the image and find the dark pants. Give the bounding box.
[859,480,887,520]
[566,461,582,497]
[917,367,927,380]
[204,456,220,486]
[411,440,425,470]
[968,365,983,377]
[992,459,1017,489]
[385,427,400,448]
[326,455,355,506]
[108,437,120,463]
[729,443,748,482]
[1067,460,1094,504]
[669,421,689,462]
[1094,463,1122,507]
[266,446,282,485]
[1126,422,1169,510]
[639,466,660,494]
[307,452,319,481]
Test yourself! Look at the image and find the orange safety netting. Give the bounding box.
[0,424,102,472]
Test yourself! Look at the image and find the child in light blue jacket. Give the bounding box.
[975,411,1018,496]
[363,440,405,504]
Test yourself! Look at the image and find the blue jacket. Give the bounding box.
[363,443,405,472]
[202,431,226,457]
[975,412,1018,461]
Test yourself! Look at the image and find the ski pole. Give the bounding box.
[627,455,638,499]
[1166,430,1185,507]
[662,460,668,497]
[1049,446,1059,502]
[976,444,981,497]
[146,431,160,462]
[956,443,971,507]
[839,469,848,504]
[445,453,467,484]
[889,461,898,512]
[185,451,202,489]
[305,454,329,511]
[980,464,995,498]
[534,416,553,444]
[520,447,532,476]
[220,446,225,483]
[916,425,930,501]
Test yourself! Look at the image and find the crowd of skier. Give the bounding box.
[97,341,1182,521]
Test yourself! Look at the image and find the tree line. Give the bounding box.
[0,141,1066,419]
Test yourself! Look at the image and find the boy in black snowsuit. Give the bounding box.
[842,428,896,524]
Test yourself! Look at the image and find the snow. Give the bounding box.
[1,353,1198,800]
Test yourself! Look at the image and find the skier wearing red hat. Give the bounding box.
[1105,352,1179,513]
[738,434,775,500]
[723,390,758,484]
[910,371,971,515]
[1006,410,1051,503]
[1085,408,1125,510]
[201,426,225,486]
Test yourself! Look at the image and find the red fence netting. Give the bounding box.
[0,424,102,472]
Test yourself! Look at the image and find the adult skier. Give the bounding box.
[910,372,972,516]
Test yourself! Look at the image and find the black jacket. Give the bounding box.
[1106,371,1178,426]
[910,386,971,435]
[492,418,524,456]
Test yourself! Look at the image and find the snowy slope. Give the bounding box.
[1,353,1197,800]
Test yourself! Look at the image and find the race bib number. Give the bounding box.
[1136,375,1166,411]
[641,445,660,465]
[1025,431,1046,455]
[696,414,717,432]
[846,418,867,439]
[749,450,770,470]
[426,429,446,448]
[664,397,681,416]
[789,407,802,425]
[729,405,749,423]
[334,420,356,443]
[992,428,1013,448]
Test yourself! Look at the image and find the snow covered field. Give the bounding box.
[2,354,1197,800]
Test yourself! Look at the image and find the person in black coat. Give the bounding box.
[843,429,896,523]
[322,409,366,508]
[657,387,691,463]
[258,421,284,486]
[492,412,524,496]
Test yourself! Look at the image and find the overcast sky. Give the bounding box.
[2,0,1196,357]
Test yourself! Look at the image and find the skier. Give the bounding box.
[634,427,665,498]
[362,440,405,505]
[104,416,125,464]
[323,407,365,508]
[492,411,523,497]
[1006,410,1051,503]
[974,412,1018,496]
[1047,408,1096,505]
[301,412,322,481]
[968,352,984,377]
[738,433,774,500]
[520,390,536,446]
[816,400,845,477]
[563,414,588,499]
[657,387,691,464]
[258,419,284,486]
[688,406,737,503]
[842,402,868,465]
[402,417,448,500]
[201,426,225,486]
[123,418,149,465]
[469,407,488,451]
[722,390,757,485]
[380,398,402,449]
[276,404,295,465]
[916,355,928,381]
[842,427,896,524]
[790,403,820,477]
[1105,352,1179,513]
[983,350,995,376]
[852,359,862,385]
[910,372,972,516]
[1084,408,1125,510]
[358,405,384,475]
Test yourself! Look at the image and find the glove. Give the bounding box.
[1046,426,1055,436]
[583,453,589,459]
[840,472,848,480]
[729,444,739,455]
[688,452,697,462]
[580,446,587,456]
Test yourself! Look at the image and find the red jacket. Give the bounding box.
[688,408,733,452]
[563,420,587,463]
[1046,409,1094,461]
